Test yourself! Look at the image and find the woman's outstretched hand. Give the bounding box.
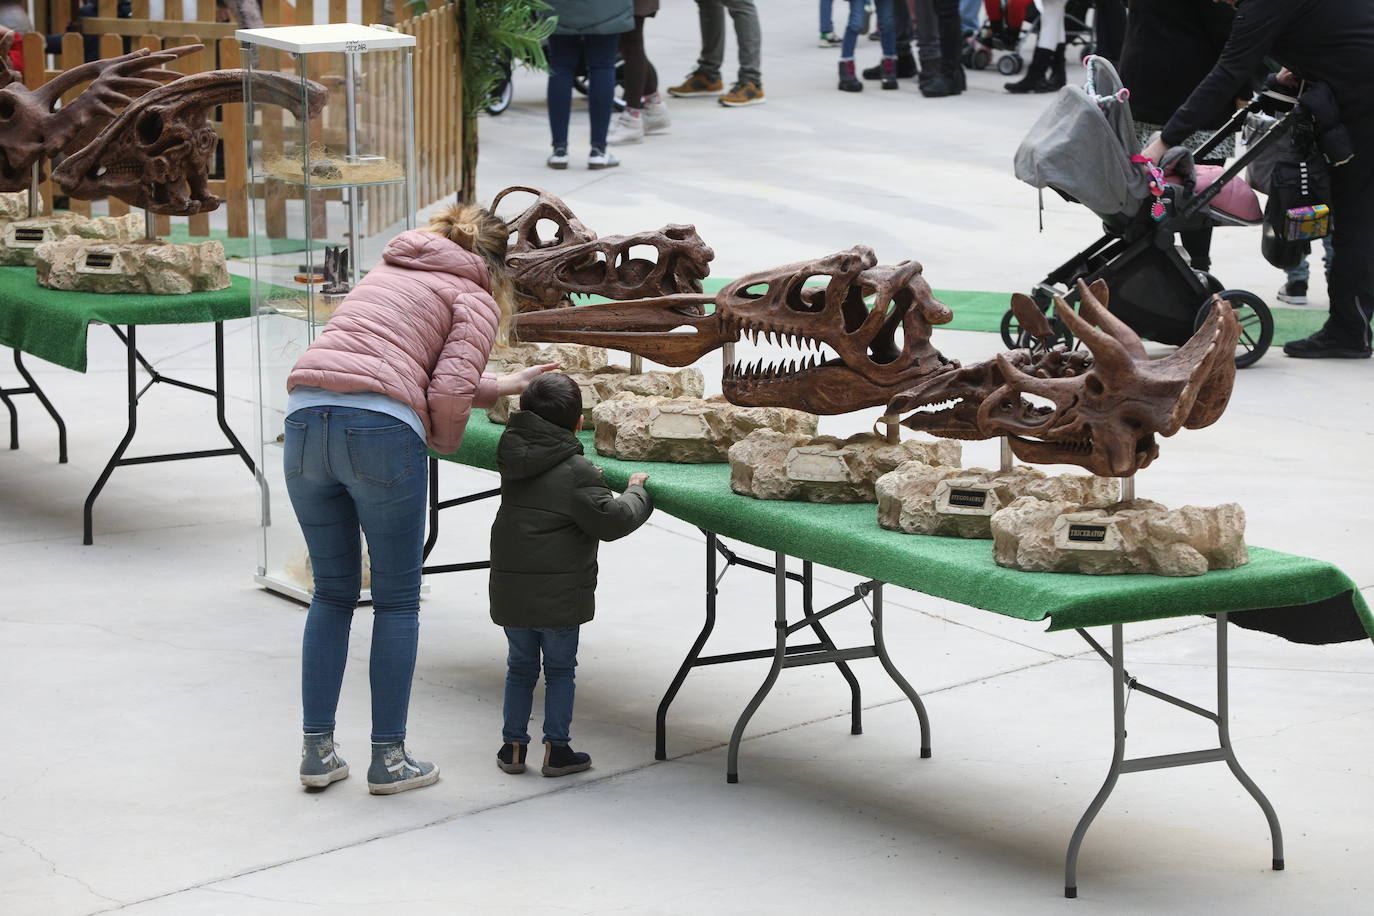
[496,362,560,397]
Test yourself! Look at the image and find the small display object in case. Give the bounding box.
[240,23,417,601]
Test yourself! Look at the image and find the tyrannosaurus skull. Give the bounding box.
[890,279,1239,477]
[54,69,327,215]
[493,186,714,312]
[514,245,959,415]
[0,31,198,192]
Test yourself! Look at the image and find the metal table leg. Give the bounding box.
[655,530,721,760]
[421,455,501,575]
[1063,614,1283,898]
[83,323,256,544]
[0,349,68,462]
[726,551,790,783]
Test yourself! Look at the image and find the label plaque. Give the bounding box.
[8,225,51,248]
[1054,516,1123,551]
[649,410,709,440]
[78,251,121,274]
[1067,524,1107,543]
[934,480,999,516]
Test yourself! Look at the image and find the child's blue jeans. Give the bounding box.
[503,626,581,747]
[842,0,895,59]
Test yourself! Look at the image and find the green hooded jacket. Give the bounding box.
[489,409,653,628]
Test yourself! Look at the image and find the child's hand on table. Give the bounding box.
[628,472,650,487]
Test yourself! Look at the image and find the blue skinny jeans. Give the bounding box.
[546,32,619,153]
[842,0,895,59]
[285,407,428,743]
[820,0,834,33]
[502,626,581,747]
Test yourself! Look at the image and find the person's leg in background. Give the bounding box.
[718,0,764,105]
[288,408,361,789]
[934,0,965,93]
[864,0,914,80]
[670,0,726,96]
[611,16,650,145]
[874,0,899,88]
[820,0,840,44]
[545,33,579,167]
[838,0,867,91]
[1091,0,1126,63]
[1280,253,1312,304]
[1006,0,1064,93]
[912,0,957,96]
[584,32,621,166]
[960,0,982,34]
[1285,127,1374,357]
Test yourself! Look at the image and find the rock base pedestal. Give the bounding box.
[876,465,1120,539]
[1,211,144,267]
[488,365,705,429]
[729,430,961,503]
[592,394,817,463]
[0,191,41,220]
[990,496,1248,576]
[35,237,230,294]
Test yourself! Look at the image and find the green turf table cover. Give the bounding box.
[439,410,1373,643]
[0,267,252,372]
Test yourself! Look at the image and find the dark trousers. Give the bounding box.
[546,32,619,152]
[1326,123,1374,346]
[620,15,659,109]
[909,0,960,61]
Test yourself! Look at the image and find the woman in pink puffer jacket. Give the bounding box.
[285,204,555,796]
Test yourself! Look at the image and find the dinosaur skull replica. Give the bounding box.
[54,69,327,215]
[515,244,959,415]
[494,186,714,312]
[0,31,197,191]
[890,279,1239,477]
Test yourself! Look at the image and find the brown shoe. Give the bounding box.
[668,71,724,97]
[719,81,765,107]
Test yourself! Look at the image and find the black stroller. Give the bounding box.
[1008,58,1299,368]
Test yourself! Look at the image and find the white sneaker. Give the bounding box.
[643,93,671,134]
[607,109,645,145]
[547,147,569,170]
[588,149,620,170]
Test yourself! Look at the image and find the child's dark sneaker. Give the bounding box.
[299,732,348,788]
[542,741,592,777]
[880,56,899,90]
[367,741,440,795]
[497,742,527,774]
[838,60,863,93]
[1276,280,1308,305]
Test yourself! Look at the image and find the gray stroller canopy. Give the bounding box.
[1013,56,1150,221]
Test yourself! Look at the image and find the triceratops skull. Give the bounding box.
[515,244,959,415]
[54,69,327,215]
[494,186,714,312]
[0,30,197,191]
[890,279,1239,477]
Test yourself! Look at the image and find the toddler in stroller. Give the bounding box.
[1012,57,1289,368]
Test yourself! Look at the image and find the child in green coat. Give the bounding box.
[489,372,653,776]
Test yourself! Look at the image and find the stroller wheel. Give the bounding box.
[1001,307,1075,351]
[1195,270,1226,295]
[1198,290,1273,368]
[997,54,1022,76]
[971,48,990,70]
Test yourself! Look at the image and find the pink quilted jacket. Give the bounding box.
[287,230,501,454]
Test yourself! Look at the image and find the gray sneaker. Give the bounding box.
[300,732,349,788]
[367,742,440,795]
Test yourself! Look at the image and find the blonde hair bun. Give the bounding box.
[424,200,515,346]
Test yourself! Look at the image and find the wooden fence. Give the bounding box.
[18,0,460,240]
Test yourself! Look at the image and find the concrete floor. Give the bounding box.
[2,3,1371,913]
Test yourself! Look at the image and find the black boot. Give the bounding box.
[937,3,966,94]
[863,47,916,80]
[838,59,863,93]
[881,56,899,90]
[1047,42,1067,90]
[942,57,966,94]
[1005,46,1056,94]
[918,56,957,97]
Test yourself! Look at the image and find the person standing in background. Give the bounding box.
[1005,0,1066,94]
[1140,0,1374,360]
[608,0,672,144]
[1119,0,1236,275]
[669,0,766,107]
[544,0,633,170]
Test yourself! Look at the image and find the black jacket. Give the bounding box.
[488,410,653,629]
[1119,0,1235,126]
[1163,0,1374,146]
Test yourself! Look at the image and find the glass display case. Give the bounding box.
[239,23,417,601]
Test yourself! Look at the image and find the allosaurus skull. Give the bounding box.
[890,279,1239,476]
[54,69,327,215]
[0,31,198,191]
[493,186,714,311]
[515,245,959,415]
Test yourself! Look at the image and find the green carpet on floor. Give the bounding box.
[165,226,316,260]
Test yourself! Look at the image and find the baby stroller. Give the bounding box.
[1008,57,1294,368]
[966,0,1094,76]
